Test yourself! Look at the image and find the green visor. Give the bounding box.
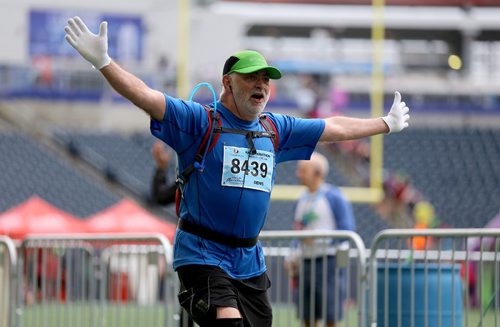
[223,50,282,79]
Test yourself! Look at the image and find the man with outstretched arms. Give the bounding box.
[65,16,409,327]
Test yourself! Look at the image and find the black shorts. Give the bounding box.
[177,265,273,327]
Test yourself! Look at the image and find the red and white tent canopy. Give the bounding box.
[85,198,176,242]
[0,196,87,240]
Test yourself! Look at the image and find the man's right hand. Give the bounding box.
[64,16,111,70]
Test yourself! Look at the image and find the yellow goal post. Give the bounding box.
[176,0,387,204]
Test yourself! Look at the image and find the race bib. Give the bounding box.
[221,146,274,192]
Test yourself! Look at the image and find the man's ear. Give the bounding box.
[223,75,232,92]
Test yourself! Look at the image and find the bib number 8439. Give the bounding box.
[230,158,268,178]
[222,146,274,192]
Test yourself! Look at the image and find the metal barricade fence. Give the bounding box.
[0,236,17,327]
[260,230,368,327]
[368,229,500,327]
[14,234,179,327]
[7,228,500,327]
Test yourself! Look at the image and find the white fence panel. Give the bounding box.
[260,230,368,327]
[15,234,178,327]
[368,228,500,327]
[0,236,17,327]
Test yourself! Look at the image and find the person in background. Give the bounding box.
[292,151,355,327]
[151,140,177,205]
[64,16,409,327]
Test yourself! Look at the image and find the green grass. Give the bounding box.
[17,303,172,327]
[14,302,500,327]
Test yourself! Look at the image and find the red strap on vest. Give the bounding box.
[196,107,222,155]
[175,188,181,217]
[259,114,279,152]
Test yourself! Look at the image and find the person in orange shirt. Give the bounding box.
[411,201,436,250]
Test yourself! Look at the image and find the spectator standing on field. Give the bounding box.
[291,152,355,327]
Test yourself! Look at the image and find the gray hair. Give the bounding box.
[310,152,329,177]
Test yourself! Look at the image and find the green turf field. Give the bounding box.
[14,303,499,327]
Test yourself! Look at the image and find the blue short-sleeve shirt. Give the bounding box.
[151,95,325,278]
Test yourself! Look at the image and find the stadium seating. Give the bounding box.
[52,130,161,201]
[2,126,497,244]
[384,127,500,229]
[0,132,119,217]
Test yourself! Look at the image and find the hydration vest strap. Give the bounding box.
[259,114,278,152]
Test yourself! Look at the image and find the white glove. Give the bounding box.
[382,91,410,133]
[64,16,111,70]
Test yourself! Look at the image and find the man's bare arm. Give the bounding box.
[319,91,409,142]
[320,116,389,142]
[65,16,165,121]
[100,62,166,121]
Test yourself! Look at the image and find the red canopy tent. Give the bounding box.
[0,196,87,239]
[84,198,175,242]
[85,199,176,302]
[0,196,88,302]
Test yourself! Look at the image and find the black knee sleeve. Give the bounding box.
[214,318,244,327]
[178,288,216,325]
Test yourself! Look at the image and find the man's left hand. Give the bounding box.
[382,91,410,133]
